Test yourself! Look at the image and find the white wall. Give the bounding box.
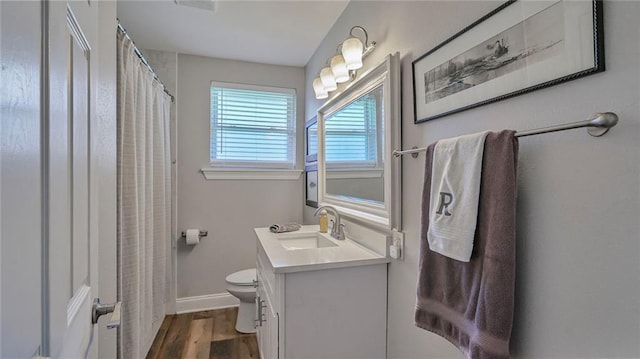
[176,54,305,298]
[305,1,640,357]
[97,2,118,357]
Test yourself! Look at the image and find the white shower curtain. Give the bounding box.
[116,29,172,359]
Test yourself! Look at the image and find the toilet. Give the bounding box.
[225,268,257,333]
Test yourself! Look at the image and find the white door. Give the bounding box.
[263,296,279,359]
[49,2,117,358]
[1,0,117,357]
[1,1,45,357]
[51,3,96,357]
[256,272,279,359]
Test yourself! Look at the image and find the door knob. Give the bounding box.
[92,298,122,329]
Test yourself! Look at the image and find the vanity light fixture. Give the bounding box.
[313,78,329,99]
[312,25,377,99]
[320,66,338,91]
[330,54,350,83]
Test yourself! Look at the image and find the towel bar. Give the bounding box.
[393,112,619,158]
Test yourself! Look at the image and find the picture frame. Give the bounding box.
[305,116,318,163]
[305,164,318,208]
[412,0,604,123]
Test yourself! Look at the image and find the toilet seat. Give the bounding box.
[225,268,256,286]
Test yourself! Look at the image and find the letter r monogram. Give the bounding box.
[436,192,453,216]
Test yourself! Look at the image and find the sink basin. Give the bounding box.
[276,232,338,250]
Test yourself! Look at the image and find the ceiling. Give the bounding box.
[117,0,349,67]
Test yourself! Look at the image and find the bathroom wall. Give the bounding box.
[305,1,640,357]
[96,2,118,356]
[176,54,305,299]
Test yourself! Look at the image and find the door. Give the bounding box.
[263,295,279,359]
[1,0,117,357]
[51,3,95,356]
[256,270,279,359]
[48,1,115,358]
[0,1,44,357]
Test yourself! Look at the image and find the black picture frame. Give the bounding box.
[305,116,318,163]
[412,0,604,123]
[305,164,318,208]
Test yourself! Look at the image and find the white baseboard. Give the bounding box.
[176,293,239,314]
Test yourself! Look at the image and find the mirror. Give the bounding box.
[325,86,384,204]
[318,53,401,230]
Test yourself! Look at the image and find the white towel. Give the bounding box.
[427,131,489,262]
[269,223,302,233]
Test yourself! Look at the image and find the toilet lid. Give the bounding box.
[226,268,256,286]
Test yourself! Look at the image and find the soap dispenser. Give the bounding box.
[318,210,328,233]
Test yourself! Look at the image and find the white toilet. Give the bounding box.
[225,268,257,333]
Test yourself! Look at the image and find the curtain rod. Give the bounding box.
[393,112,619,158]
[117,21,175,103]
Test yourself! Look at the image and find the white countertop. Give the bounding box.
[255,225,390,274]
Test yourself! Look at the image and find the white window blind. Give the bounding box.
[325,85,382,168]
[210,82,296,169]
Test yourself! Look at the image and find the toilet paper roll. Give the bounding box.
[185,229,200,245]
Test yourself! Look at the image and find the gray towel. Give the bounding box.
[415,130,518,359]
[269,223,302,233]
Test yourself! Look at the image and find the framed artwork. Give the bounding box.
[305,164,318,208]
[413,0,604,123]
[305,116,318,163]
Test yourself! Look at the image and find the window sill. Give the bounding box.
[201,168,303,180]
[326,168,383,180]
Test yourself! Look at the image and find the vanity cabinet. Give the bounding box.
[255,263,279,359]
[255,245,387,359]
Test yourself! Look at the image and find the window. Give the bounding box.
[324,85,382,168]
[210,82,296,169]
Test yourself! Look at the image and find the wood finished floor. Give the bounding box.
[146,307,259,359]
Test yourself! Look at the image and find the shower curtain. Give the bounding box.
[116,29,172,359]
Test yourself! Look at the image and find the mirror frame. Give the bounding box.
[317,53,401,231]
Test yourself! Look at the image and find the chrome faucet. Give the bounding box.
[314,205,345,240]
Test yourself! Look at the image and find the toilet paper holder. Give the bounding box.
[181,230,208,238]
